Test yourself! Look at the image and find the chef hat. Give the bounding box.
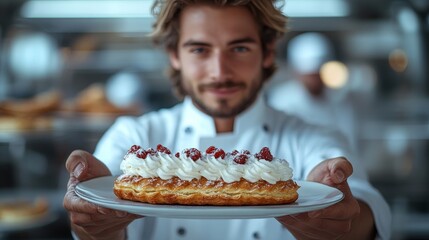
[106,70,145,108]
[287,33,335,74]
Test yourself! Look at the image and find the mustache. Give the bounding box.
[199,81,246,91]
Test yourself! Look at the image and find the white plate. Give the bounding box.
[75,176,344,219]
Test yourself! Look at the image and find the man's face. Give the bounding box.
[169,5,274,118]
[300,73,325,97]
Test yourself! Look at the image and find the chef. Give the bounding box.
[63,1,391,239]
[267,33,358,152]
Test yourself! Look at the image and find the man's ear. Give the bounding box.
[168,50,181,70]
[262,42,276,68]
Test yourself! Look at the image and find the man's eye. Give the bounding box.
[191,48,206,54]
[233,46,249,52]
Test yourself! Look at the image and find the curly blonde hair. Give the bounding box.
[150,0,288,99]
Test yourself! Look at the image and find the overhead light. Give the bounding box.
[8,32,62,80]
[282,0,350,17]
[320,61,349,89]
[21,0,153,18]
[389,49,408,73]
[397,7,420,33]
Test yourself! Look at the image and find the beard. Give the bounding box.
[183,79,263,118]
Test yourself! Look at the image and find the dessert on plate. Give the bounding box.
[114,145,299,205]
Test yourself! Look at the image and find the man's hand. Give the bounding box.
[63,150,141,240]
[276,157,363,240]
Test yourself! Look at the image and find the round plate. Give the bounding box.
[75,176,344,219]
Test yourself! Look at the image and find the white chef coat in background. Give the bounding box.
[267,80,358,153]
[93,94,391,240]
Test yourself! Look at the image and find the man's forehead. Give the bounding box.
[178,4,260,44]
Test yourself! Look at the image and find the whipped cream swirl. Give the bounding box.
[120,148,293,184]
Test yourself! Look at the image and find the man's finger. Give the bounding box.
[327,157,353,184]
[65,150,111,181]
[307,157,353,185]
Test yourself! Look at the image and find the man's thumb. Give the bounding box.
[307,157,353,185]
[65,150,111,181]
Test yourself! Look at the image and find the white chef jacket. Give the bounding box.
[94,94,391,240]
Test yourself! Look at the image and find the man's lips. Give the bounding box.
[199,82,245,96]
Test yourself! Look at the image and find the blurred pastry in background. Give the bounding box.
[0,116,52,132]
[0,90,61,131]
[0,197,49,224]
[70,83,141,116]
[0,90,62,117]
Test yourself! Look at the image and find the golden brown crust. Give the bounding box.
[114,176,299,206]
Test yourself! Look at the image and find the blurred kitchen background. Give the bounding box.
[0,0,428,239]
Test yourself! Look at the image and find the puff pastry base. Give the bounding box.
[114,175,299,206]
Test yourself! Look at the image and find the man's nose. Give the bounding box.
[209,51,232,81]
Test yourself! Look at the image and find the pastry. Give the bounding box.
[114,145,299,206]
[72,83,140,115]
[0,90,59,132]
[0,116,52,132]
[0,90,61,117]
[0,198,49,224]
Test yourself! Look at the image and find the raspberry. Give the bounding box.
[128,145,141,154]
[206,146,225,159]
[213,149,225,159]
[157,144,171,154]
[256,147,273,161]
[233,154,248,164]
[127,145,159,160]
[185,148,202,161]
[206,146,216,154]
[146,148,156,156]
[175,152,180,158]
[136,150,147,159]
[231,150,239,156]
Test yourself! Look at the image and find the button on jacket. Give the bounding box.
[94,94,391,240]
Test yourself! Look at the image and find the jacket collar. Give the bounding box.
[180,94,267,138]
